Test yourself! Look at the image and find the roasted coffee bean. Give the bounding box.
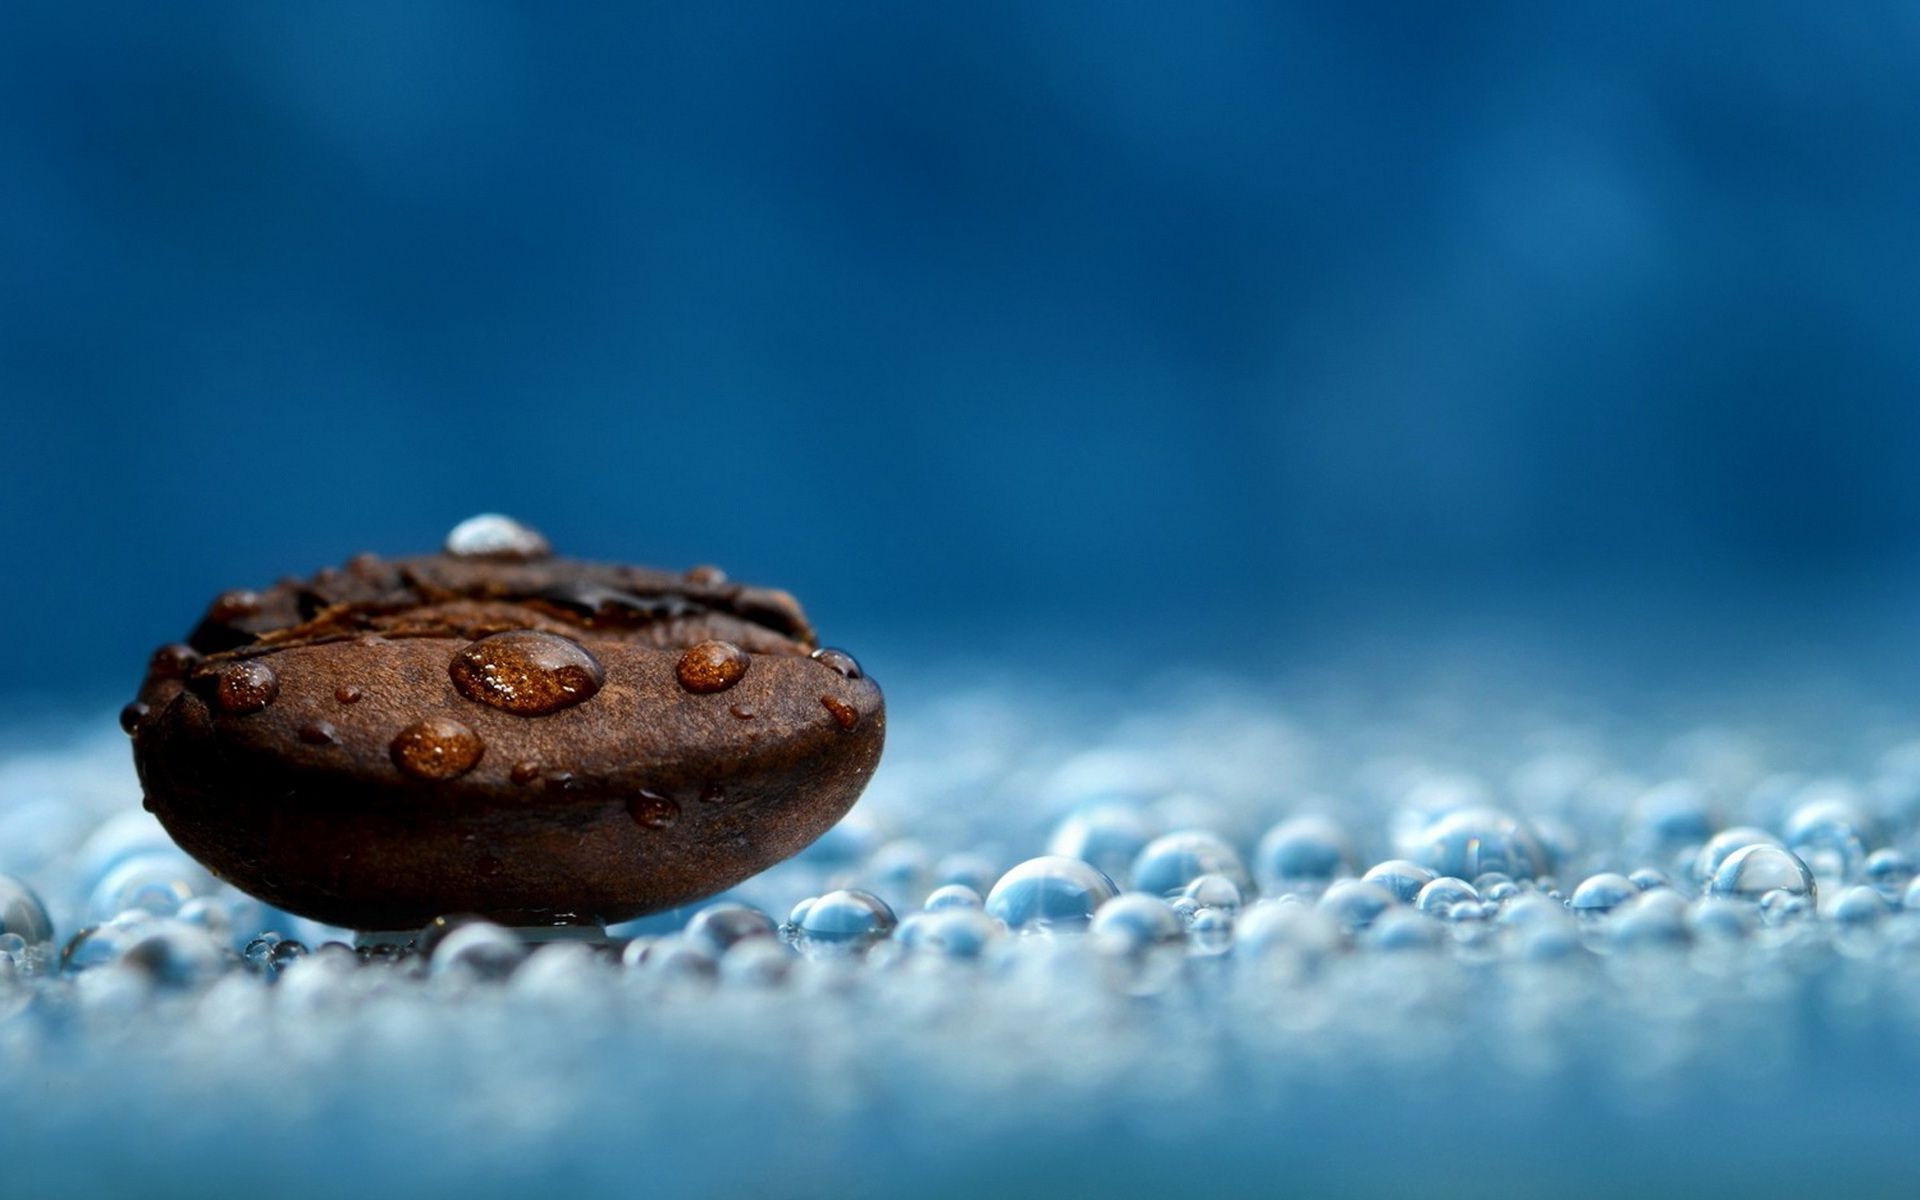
[129,516,885,931]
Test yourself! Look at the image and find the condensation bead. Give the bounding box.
[0,874,53,946]
[1361,860,1437,904]
[1253,815,1353,894]
[1406,809,1548,881]
[985,857,1119,932]
[1569,873,1638,916]
[1179,873,1243,913]
[911,909,1000,960]
[1129,831,1249,897]
[1693,827,1783,886]
[428,921,527,980]
[924,885,983,912]
[1708,844,1816,903]
[1317,880,1395,932]
[1414,877,1479,917]
[88,852,210,920]
[797,889,897,949]
[1365,908,1443,952]
[684,904,780,957]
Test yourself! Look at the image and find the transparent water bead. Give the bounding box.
[1406,808,1548,881]
[909,909,1000,960]
[1414,877,1479,917]
[1783,795,1872,881]
[1365,907,1443,952]
[797,889,897,949]
[1830,885,1890,926]
[443,513,552,559]
[1233,899,1342,964]
[1568,873,1638,916]
[1188,906,1234,954]
[1253,815,1353,894]
[1708,844,1817,903]
[1628,780,1716,851]
[684,904,779,957]
[427,921,527,980]
[87,851,211,920]
[1129,831,1249,897]
[986,857,1119,932]
[1179,872,1243,913]
[1317,879,1396,932]
[1362,859,1436,904]
[116,919,230,988]
[0,873,53,946]
[624,936,718,982]
[1046,803,1154,881]
[1606,890,1691,949]
[924,884,983,911]
[1863,848,1914,899]
[1692,826,1784,885]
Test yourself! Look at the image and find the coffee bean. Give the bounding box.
[128,516,885,931]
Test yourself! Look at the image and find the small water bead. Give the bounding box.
[149,642,201,679]
[214,660,279,714]
[798,889,897,949]
[1362,860,1437,904]
[63,912,154,972]
[1629,868,1672,892]
[428,921,526,980]
[911,909,1000,960]
[243,933,309,978]
[1254,815,1353,894]
[683,564,728,586]
[1047,804,1154,880]
[1317,879,1396,932]
[390,717,486,781]
[728,703,756,721]
[1693,827,1783,885]
[1759,889,1812,924]
[675,640,750,694]
[1181,873,1244,913]
[1863,848,1915,898]
[118,702,148,734]
[1607,890,1691,949]
[1628,780,1716,851]
[89,852,209,920]
[810,647,863,680]
[117,919,229,988]
[450,630,605,716]
[719,938,793,988]
[1831,885,1890,926]
[1784,796,1873,880]
[1569,873,1638,916]
[334,684,363,705]
[1189,906,1235,954]
[1090,894,1184,957]
[1130,831,1250,897]
[206,589,262,622]
[510,760,543,785]
[444,513,552,560]
[986,856,1120,932]
[1233,899,1342,963]
[1710,844,1816,903]
[628,791,681,830]
[625,936,718,982]
[925,885,983,912]
[1481,879,1519,903]
[1365,908,1444,952]
[684,904,779,956]
[1688,897,1758,941]
[0,874,53,946]
[1407,808,1547,881]
[1414,877,1479,917]
[820,696,860,730]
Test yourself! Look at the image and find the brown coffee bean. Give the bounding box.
[128,516,885,931]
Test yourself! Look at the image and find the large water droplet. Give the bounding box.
[675,640,749,694]
[628,791,680,829]
[1130,830,1249,897]
[444,514,552,560]
[449,630,605,716]
[1406,808,1547,881]
[390,718,485,780]
[985,856,1119,931]
[797,889,896,950]
[811,647,863,679]
[213,660,279,714]
[1709,843,1816,902]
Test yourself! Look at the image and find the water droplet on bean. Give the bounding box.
[444,513,552,560]
[510,760,542,785]
[449,630,604,716]
[214,661,279,714]
[675,640,750,694]
[390,717,485,780]
[628,791,680,829]
[334,684,363,705]
[821,695,859,730]
[811,647,863,679]
[149,644,201,680]
[119,702,149,735]
[683,564,728,586]
[298,721,337,746]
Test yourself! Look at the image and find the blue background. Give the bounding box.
[5,4,1920,700]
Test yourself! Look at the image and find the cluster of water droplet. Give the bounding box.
[10,668,1920,1195]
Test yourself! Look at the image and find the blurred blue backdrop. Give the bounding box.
[5,4,1920,698]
